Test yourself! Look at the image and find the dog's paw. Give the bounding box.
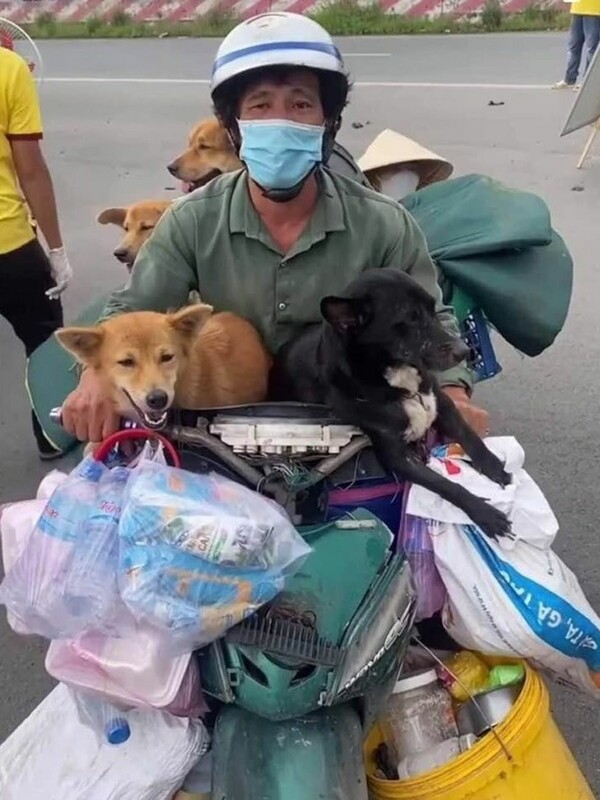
[471,502,513,541]
[474,451,512,488]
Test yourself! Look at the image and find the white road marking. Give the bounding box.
[342,52,391,57]
[44,76,550,90]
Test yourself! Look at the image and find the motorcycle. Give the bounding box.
[28,143,571,797]
[48,300,500,800]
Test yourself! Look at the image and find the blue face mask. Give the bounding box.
[238,119,324,191]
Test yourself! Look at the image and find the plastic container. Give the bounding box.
[439,651,490,703]
[397,735,477,780]
[365,663,595,800]
[381,668,459,762]
[45,624,207,718]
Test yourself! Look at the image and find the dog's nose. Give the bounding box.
[146,389,169,411]
[167,162,179,177]
[113,247,129,263]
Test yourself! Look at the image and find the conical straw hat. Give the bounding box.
[358,129,453,187]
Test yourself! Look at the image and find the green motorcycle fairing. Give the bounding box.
[201,510,416,721]
[211,702,369,800]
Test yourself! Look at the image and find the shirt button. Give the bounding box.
[278,302,287,311]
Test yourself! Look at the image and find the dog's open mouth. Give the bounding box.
[182,169,222,193]
[123,390,169,430]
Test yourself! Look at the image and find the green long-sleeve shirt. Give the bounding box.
[102,169,473,390]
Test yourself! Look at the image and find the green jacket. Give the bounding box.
[102,168,473,390]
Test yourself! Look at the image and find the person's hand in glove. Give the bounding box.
[46,246,73,300]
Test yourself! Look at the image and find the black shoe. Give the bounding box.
[38,441,63,461]
[32,410,63,461]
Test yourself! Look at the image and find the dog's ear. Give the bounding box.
[55,326,104,363]
[97,207,127,227]
[321,296,370,333]
[168,303,214,337]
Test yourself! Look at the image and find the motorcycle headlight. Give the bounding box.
[321,553,416,706]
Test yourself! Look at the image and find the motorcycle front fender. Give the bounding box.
[211,702,368,800]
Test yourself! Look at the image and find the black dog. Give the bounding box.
[269,269,512,540]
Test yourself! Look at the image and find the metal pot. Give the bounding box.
[456,682,523,738]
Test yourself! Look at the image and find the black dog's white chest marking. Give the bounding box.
[384,365,438,442]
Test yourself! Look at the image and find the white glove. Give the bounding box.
[46,246,73,300]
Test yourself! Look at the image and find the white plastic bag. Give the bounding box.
[407,437,600,696]
[0,471,69,634]
[0,456,129,639]
[0,682,209,800]
[406,437,558,551]
[0,443,167,640]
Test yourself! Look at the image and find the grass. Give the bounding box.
[22,1,570,39]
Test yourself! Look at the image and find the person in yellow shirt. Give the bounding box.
[554,0,600,88]
[0,46,73,458]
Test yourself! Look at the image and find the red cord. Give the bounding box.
[93,428,181,468]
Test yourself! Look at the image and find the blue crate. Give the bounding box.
[460,309,502,383]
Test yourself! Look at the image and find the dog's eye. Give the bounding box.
[117,357,135,368]
[160,353,175,363]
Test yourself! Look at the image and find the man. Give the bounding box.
[554,0,600,89]
[61,12,488,443]
[0,45,73,458]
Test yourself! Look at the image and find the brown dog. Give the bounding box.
[167,116,242,192]
[56,304,272,434]
[97,199,173,270]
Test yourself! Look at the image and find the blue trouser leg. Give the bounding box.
[565,14,585,84]
[582,14,600,76]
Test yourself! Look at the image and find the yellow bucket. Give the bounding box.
[365,665,594,800]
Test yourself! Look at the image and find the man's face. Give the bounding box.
[238,69,325,126]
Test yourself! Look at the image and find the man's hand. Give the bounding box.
[46,246,73,299]
[442,385,490,438]
[62,369,120,443]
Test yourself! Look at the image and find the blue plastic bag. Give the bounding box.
[118,460,312,653]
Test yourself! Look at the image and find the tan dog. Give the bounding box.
[55,305,272,433]
[167,116,242,192]
[97,199,173,270]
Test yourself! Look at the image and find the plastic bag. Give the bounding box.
[0,682,209,800]
[407,436,600,697]
[118,460,312,652]
[434,522,600,697]
[0,442,168,639]
[61,464,130,634]
[0,455,112,638]
[1,472,70,634]
[398,508,446,623]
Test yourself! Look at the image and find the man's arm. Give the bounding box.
[7,53,72,298]
[100,204,198,320]
[11,140,62,249]
[381,205,474,392]
[6,55,62,249]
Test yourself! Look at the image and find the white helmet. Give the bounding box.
[210,13,349,141]
[210,13,350,199]
[211,12,346,96]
